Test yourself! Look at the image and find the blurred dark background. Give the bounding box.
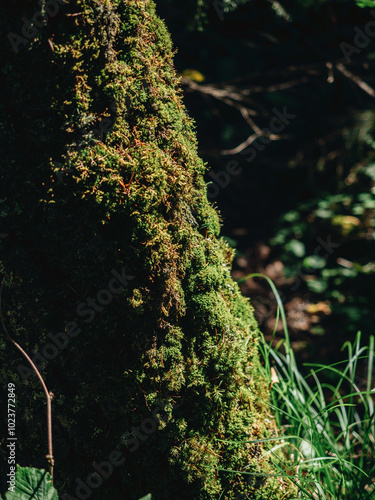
[156,0,375,366]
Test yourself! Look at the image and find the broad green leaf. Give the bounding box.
[356,0,375,8]
[138,495,152,500]
[306,279,328,293]
[303,255,326,270]
[364,163,375,180]
[314,208,333,219]
[285,239,305,258]
[5,466,58,500]
[282,210,299,222]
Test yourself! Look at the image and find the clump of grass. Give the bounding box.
[237,273,375,499]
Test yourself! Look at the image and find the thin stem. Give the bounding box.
[0,277,54,479]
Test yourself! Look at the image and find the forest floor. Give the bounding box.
[232,241,324,362]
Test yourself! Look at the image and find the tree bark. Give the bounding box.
[0,1,293,498]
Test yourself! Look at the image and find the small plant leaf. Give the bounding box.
[285,239,305,257]
[138,495,152,500]
[5,466,58,500]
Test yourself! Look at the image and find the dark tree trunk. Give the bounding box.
[0,1,293,498]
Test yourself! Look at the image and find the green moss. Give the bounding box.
[0,1,295,498]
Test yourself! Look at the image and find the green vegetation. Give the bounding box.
[0,466,151,500]
[238,274,375,499]
[270,158,375,337]
[265,333,375,499]
[356,0,375,7]
[1,467,57,500]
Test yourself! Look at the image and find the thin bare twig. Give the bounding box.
[272,12,375,99]
[181,77,258,114]
[0,277,54,479]
[335,63,375,99]
[181,73,309,155]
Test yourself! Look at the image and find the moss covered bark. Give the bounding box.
[0,1,293,498]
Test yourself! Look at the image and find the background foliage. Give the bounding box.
[156,0,375,363]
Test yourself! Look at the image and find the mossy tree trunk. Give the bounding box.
[0,1,293,498]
